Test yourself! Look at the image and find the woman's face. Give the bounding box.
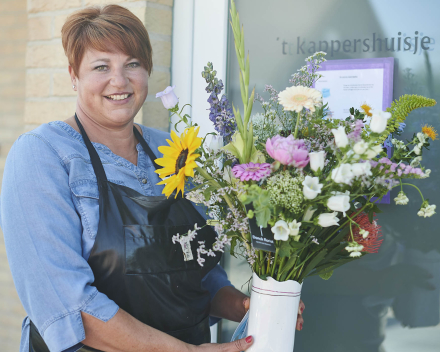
[70,47,149,128]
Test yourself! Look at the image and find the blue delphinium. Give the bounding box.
[202,62,236,141]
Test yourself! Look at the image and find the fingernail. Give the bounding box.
[300,323,303,330]
[246,336,253,343]
[300,307,304,313]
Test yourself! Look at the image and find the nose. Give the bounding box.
[110,66,129,88]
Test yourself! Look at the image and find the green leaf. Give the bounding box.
[278,241,292,258]
[319,270,334,280]
[299,249,328,281]
[255,207,271,228]
[279,255,298,281]
[230,237,238,257]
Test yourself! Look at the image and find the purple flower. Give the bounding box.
[390,163,398,172]
[202,64,236,140]
[266,135,309,168]
[232,162,271,181]
[347,119,365,142]
[369,160,378,168]
[379,157,392,165]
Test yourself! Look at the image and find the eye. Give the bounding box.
[95,65,108,72]
[127,62,140,68]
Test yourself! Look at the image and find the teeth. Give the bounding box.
[107,94,130,100]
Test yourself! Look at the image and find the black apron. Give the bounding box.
[30,116,221,351]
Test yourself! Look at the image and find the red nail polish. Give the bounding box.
[300,323,303,330]
[246,336,253,343]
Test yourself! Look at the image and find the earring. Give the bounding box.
[72,85,76,89]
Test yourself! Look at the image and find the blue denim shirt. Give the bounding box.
[0,121,231,352]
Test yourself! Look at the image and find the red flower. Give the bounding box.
[350,212,383,253]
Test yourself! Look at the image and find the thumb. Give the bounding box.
[227,335,253,351]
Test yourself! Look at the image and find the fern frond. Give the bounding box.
[377,95,436,143]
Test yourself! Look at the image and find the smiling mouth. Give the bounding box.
[105,93,133,101]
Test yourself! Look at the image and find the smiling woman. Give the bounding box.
[0,4,256,352]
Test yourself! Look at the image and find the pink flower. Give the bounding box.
[390,163,398,172]
[232,162,271,181]
[379,157,392,165]
[266,135,309,168]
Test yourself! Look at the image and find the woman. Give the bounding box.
[0,5,304,352]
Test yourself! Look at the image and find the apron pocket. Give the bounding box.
[124,224,199,275]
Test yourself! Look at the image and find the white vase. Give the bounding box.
[247,272,302,352]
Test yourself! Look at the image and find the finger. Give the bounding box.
[296,315,304,331]
[298,299,305,315]
[229,336,253,351]
[243,297,250,312]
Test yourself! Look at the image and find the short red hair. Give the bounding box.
[61,5,153,77]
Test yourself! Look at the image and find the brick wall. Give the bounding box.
[0,1,173,350]
[0,0,28,350]
[25,0,173,130]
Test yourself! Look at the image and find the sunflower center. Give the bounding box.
[291,94,308,102]
[175,148,189,174]
[245,166,260,172]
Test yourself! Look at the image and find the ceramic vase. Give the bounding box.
[247,272,302,352]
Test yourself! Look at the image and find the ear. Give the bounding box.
[68,66,77,90]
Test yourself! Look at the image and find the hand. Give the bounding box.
[194,336,254,351]
[242,297,305,331]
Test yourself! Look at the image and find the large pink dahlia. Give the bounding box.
[232,162,271,181]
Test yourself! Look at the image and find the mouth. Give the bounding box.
[104,93,133,102]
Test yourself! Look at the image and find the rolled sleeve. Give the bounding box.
[202,264,233,326]
[0,134,118,352]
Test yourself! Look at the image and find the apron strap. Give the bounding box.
[133,126,161,170]
[75,114,108,187]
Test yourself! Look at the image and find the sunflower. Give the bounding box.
[360,103,373,117]
[155,126,202,198]
[422,124,438,140]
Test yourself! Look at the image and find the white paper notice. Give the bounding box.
[315,68,384,121]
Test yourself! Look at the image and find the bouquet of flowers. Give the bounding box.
[154,1,437,350]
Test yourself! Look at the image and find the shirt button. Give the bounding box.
[142,178,147,184]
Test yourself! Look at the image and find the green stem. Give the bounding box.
[401,183,425,202]
[276,257,286,281]
[293,111,302,139]
[271,247,279,277]
[261,253,265,275]
[196,167,234,208]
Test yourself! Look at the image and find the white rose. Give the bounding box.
[327,191,350,215]
[302,176,323,200]
[353,141,368,155]
[309,151,325,172]
[365,145,383,159]
[303,206,317,221]
[288,220,301,237]
[318,212,340,227]
[352,162,372,177]
[331,164,354,184]
[209,135,223,153]
[370,110,391,133]
[156,85,179,109]
[331,126,349,148]
[271,220,290,241]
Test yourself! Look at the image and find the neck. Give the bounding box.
[66,108,141,166]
